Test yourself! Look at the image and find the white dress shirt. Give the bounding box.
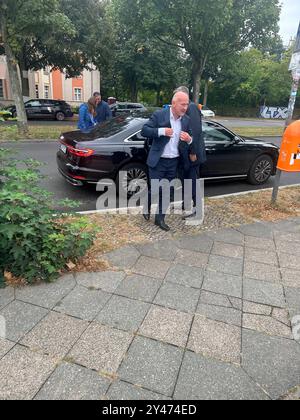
[158,109,192,158]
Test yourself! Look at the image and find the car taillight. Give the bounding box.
[68,146,95,157]
[73,175,86,180]
[60,141,94,157]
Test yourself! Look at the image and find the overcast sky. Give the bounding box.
[280,0,300,45]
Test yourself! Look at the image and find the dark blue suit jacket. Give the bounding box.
[186,102,207,165]
[95,101,112,124]
[141,108,192,169]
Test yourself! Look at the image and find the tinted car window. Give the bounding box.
[126,131,146,142]
[203,123,234,142]
[117,104,127,110]
[87,116,144,139]
[26,100,41,107]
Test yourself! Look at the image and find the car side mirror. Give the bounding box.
[224,136,241,148]
[234,136,242,143]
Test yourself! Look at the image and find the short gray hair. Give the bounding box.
[173,86,190,96]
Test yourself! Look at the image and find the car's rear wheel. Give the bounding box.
[117,163,149,197]
[56,112,65,121]
[248,154,274,185]
[12,111,17,119]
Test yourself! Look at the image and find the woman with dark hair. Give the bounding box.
[78,96,100,132]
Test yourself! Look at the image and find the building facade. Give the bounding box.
[0,56,100,106]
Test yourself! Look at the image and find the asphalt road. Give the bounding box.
[2,137,300,212]
[1,117,286,128]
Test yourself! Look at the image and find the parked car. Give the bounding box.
[201,105,216,118]
[6,99,73,121]
[57,114,279,195]
[112,102,147,115]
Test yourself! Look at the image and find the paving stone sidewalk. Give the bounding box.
[0,218,300,400]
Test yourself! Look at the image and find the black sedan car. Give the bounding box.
[7,99,73,121]
[57,114,279,195]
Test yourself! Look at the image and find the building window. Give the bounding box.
[0,80,3,98]
[74,88,82,102]
[44,85,50,99]
[35,85,39,99]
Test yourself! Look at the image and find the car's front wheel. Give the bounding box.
[117,163,149,197]
[55,112,65,121]
[248,154,274,185]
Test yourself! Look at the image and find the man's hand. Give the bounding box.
[180,131,192,143]
[189,154,197,163]
[165,128,174,137]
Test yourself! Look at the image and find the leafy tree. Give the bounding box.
[137,0,281,103]
[209,48,293,110]
[105,0,186,103]
[0,0,111,135]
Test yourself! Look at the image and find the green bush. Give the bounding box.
[71,106,80,115]
[0,109,12,122]
[0,149,96,287]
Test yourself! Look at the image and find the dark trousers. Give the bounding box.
[181,165,200,209]
[147,158,179,222]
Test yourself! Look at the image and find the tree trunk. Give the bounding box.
[156,89,161,107]
[192,62,202,104]
[19,60,30,98]
[21,74,30,98]
[0,10,28,136]
[203,79,209,106]
[130,80,138,102]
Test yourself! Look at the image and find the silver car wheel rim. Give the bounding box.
[122,169,148,194]
[254,160,272,183]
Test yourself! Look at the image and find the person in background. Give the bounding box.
[93,92,112,124]
[108,97,117,117]
[78,96,99,132]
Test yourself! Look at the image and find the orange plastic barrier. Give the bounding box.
[277,120,300,172]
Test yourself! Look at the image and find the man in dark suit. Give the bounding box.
[93,92,112,124]
[141,92,193,231]
[174,87,207,220]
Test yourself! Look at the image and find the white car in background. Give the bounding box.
[201,105,216,118]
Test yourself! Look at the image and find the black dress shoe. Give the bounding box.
[143,213,150,221]
[155,220,171,232]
